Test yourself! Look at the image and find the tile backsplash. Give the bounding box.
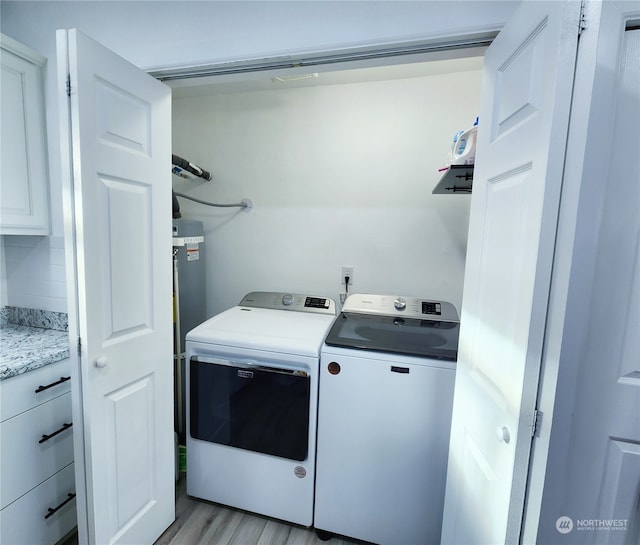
[1,235,67,313]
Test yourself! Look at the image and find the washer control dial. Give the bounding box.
[282,293,294,306]
[394,297,407,311]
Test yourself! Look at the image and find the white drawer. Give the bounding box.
[1,392,74,509]
[1,359,71,422]
[0,463,76,545]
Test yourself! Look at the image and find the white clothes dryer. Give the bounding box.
[185,292,336,527]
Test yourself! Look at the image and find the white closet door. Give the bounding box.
[441,1,581,543]
[58,29,174,545]
[560,28,640,545]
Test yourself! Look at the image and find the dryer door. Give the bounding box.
[190,356,310,461]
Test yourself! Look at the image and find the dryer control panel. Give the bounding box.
[239,292,337,315]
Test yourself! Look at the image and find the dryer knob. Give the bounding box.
[394,297,407,311]
[282,293,294,306]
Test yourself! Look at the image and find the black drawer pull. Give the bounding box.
[39,422,73,444]
[44,492,76,520]
[35,376,71,393]
[391,366,410,374]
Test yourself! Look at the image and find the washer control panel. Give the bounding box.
[239,291,337,315]
[342,293,459,321]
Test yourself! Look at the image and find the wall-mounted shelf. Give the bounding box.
[432,165,473,194]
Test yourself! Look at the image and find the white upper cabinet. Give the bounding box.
[0,34,50,235]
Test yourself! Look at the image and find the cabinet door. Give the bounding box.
[0,34,50,235]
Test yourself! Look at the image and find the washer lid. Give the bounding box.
[324,312,459,361]
[186,306,337,357]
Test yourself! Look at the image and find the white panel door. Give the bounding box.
[57,29,174,544]
[441,2,581,544]
[563,28,640,545]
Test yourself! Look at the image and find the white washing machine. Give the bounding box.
[185,291,336,527]
[314,293,459,545]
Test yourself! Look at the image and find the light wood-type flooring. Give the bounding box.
[154,475,363,545]
[61,475,367,545]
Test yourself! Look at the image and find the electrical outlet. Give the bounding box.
[341,266,354,285]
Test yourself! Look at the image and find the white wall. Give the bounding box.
[173,65,481,315]
[1,1,516,72]
[0,0,516,312]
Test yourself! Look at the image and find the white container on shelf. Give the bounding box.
[451,117,478,166]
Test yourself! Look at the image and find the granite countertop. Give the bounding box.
[0,307,70,381]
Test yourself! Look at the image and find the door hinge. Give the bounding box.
[77,336,81,356]
[578,0,587,36]
[66,74,71,97]
[532,409,543,437]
